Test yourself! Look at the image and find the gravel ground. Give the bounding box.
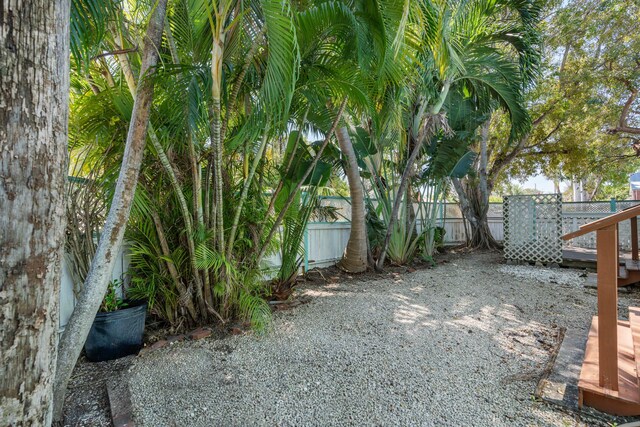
[127,252,640,426]
[62,355,134,427]
[498,264,588,287]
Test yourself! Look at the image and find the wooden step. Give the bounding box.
[621,266,630,279]
[585,271,636,288]
[620,269,640,287]
[629,307,640,387]
[579,316,640,415]
[626,259,640,271]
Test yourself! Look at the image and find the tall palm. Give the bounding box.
[375,0,541,269]
[292,0,413,272]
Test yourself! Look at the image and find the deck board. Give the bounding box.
[578,317,640,415]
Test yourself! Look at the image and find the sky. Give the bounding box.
[519,175,557,193]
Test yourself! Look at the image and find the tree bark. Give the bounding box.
[0,1,70,424]
[52,0,168,420]
[452,120,502,250]
[452,178,501,249]
[209,30,226,253]
[336,127,368,272]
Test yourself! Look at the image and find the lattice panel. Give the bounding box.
[563,216,637,251]
[563,202,611,214]
[617,201,640,211]
[503,194,562,263]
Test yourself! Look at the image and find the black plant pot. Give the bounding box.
[84,300,147,362]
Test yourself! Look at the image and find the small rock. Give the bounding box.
[189,327,212,340]
[167,334,186,343]
[150,339,168,350]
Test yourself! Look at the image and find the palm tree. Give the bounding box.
[66,0,354,324]
[291,0,413,272]
[375,0,541,269]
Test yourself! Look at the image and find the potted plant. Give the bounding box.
[84,279,147,362]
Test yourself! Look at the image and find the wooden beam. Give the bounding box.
[597,224,619,391]
[562,204,640,240]
[562,228,587,241]
[631,217,639,261]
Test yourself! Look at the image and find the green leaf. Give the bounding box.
[449,151,476,178]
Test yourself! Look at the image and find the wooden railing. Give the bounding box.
[562,204,640,393]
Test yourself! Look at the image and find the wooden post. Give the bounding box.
[631,216,639,261]
[596,224,619,390]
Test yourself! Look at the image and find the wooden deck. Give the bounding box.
[563,248,632,269]
[580,316,640,415]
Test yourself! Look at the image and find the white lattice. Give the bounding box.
[503,194,563,263]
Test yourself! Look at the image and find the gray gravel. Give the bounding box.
[498,264,587,287]
[127,252,638,426]
[63,355,134,426]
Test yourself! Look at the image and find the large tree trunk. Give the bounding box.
[52,0,168,420]
[452,178,501,249]
[335,127,367,272]
[452,120,501,250]
[0,1,70,424]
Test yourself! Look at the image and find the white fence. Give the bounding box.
[58,224,351,329]
[428,200,640,250]
[260,222,351,277]
[60,198,640,328]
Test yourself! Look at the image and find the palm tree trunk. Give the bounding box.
[53,0,168,419]
[335,127,368,272]
[150,210,198,322]
[210,34,226,253]
[0,1,69,424]
[375,136,424,270]
[164,20,213,312]
[147,128,209,312]
[376,82,450,270]
[165,19,205,227]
